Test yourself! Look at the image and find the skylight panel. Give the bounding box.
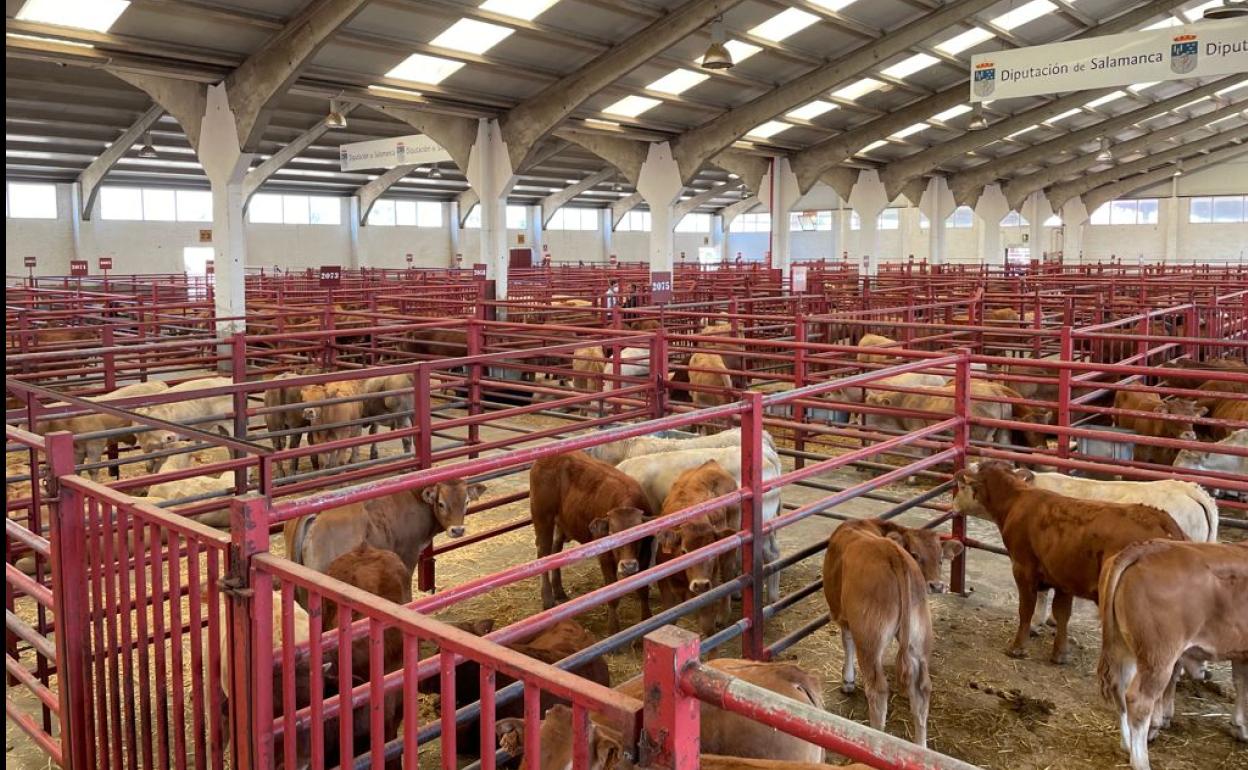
[1045,108,1082,123]
[936,27,995,55]
[750,8,819,42]
[1006,124,1040,139]
[787,101,837,120]
[16,0,130,33]
[748,121,792,139]
[1216,81,1248,96]
[933,104,972,122]
[832,78,883,101]
[992,0,1055,31]
[584,118,620,127]
[603,95,661,117]
[431,18,514,55]
[882,54,939,80]
[1183,1,1223,21]
[387,53,465,85]
[1129,82,1161,93]
[1143,17,1181,30]
[1085,90,1127,108]
[647,69,709,95]
[6,32,94,48]
[860,140,889,153]
[479,0,558,21]
[808,0,856,10]
[890,123,929,139]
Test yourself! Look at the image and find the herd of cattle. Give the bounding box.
[22,321,1248,770]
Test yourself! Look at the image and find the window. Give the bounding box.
[878,209,899,230]
[506,205,527,230]
[98,186,219,222]
[1001,211,1029,227]
[730,212,771,232]
[464,205,482,228]
[616,210,651,232]
[142,189,176,221]
[176,190,212,222]
[789,210,833,231]
[247,193,339,225]
[282,196,310,225]
[6,182,58,219]
[1192,195,1248,223]
[947,206,974,229]
[249,193,284,224]
[675,213,711,233]
[1091,198,1162,225]
[1043,214,1062,227]
[101,187,144,220]
[369,200,397,226]
[548,207,600,231]
[375,200,442,228]
[310,197,341,225]
[849,211,861,230]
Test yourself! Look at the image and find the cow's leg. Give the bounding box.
[1049,591,1074,665]
[839,623,857,694]
[1151,663,1180,737]
[599,555,622,635]
[1030,590,1054,635]
[898,643,931,748]
[1008,567,1039,658]
[1110,656,1138,752]
[856,632,889,732]
[550,528,570,603]
[535,520,557,610]
[368,422,380,460]
[85,441,106,482]
[1125,664,1170,770]
[401,415,414,455]
[1233,660,1248,742]
[287,430,303,476]
[764,533,781,602]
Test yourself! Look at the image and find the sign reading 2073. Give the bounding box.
[319,265,342,287]
[969,19,1246,102]
[650,271,673,304]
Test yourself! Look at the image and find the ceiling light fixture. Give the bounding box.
[1096,137,1113,163]
[325,99,348,129]
[1173,161,1184,177]
[430,166,443,179]
[702,17,734,70]
[137,132,159,159]
[968,103,989,130]
[1203,0,1248,18]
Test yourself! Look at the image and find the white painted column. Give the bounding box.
[847,170,888,276]
[347,197,361,268]
[1023,191,1054,262]
[635,143,683,274]
[198,84,254,335]
[600,209,613,262]
[465,118,516,297]
[710,213,726,262]
[920,177,955,265]
[68,184,83,261]
[528,204,545,262]
[1059,199,1089,264]
[447,201,460,265]
[828,199,841,263]
[1164,182,1180,264]
[763,157,800,272]
[974,185,1009,266]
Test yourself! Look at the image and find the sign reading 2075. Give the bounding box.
[970,19,1246,102]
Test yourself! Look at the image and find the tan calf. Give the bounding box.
[362,373,415,457]
[1112,390,1205,466]
[301,380,366,469]
[855,333,898,366]
[41,380,171,480]
[688,352,735,433]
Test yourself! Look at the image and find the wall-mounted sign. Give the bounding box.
[339,134,452,172]
[790,265,808,293]
[24,256,36,268]
[319,265,342,287]
[70,260,89,276]
[199,229,213,243]
[970,19,1247,102]
[206,260,215,275]
[98,257,113,271]
[650,271,673,304]
[405,253,414,265]
[473,263,488,279]
[517,232,526,245]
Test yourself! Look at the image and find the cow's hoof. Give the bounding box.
[1050,652,1070,665]
[1045,616,1057,628]
[1006,647,1027,659]
[840,682,856,695]
[1029,625,1045,637]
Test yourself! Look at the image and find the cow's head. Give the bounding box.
[421,479,486,538]
[1153,398,1206,440]
[300,384,328,424]
[865,391,895,409]
[953,461,1022,522]
[1011,406,1054,449]
[497,705,630,770]
[882,524,963,594]
[655,520,734,595]
[588,507,652,577]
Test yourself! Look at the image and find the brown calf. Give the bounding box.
[1112,390,1205,466]
[1097,540,1248,770]
[361,373,415,457]
[688,352,736,433]
[822,518,961,747]
[530,452,654,633]
[954,461,1186,664]
[301,380,367,469]
[655,461,740,636]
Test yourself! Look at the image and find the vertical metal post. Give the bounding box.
[467,320,482,459]
[641,627,701,770]
[231,334,249,496]
[229,495,274,770]
[950,349,971,595]
[739,392,766,659]
[792,319,807,470]
[651,332,669,421]
[416,363,436,592]
[1058,328,1073,462]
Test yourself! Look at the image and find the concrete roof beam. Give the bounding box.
[77,102,164,219]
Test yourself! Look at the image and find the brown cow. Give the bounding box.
[1159,356,1248,390]
[1097,540,1247,770]
[865,381,1052,450]
[655,461,740,636]
[283,479,485,599]
[361,373,415,456]
[688,352,735,433]
[265,372,314,475]
[953,461,1186,663]
[856,333,899,366]
[628,318,663,332]
[301,380,367,469]
[321,543,412,770]
[571,345,607,414]
[496,657,826,768]
[822,518,961,747]
[1112,390,1205,466]
[403,327,468,360]
[530,452,654,633]
[1194,379,1248,441]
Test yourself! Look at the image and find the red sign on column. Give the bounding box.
[650,270,673,304]
[24,256,37,268]
[319,265,342,287]
[473,263,488,279]
[98,256,113,271]
[70,260,89,276]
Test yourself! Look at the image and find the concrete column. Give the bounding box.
[1059,198,1089,264]
[1164,181,1180,264]
[847,170,888,275]
[1023,191,1055,262]
[448,201,460,265]
[974,184,1009,266]
[600,209,613,262]
[347,197,361,268]
[763,157,800,271]
[828,199,841,263]
[710,213,725,262]
[68,183,83,261]
[528,204,545,262]
[920,177,956,265]
[198,84,254,335]
[635,143,684,274]
[465,118,516,297]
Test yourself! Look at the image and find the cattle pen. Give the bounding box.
[6,266,1248,770]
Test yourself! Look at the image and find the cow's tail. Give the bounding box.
[1188,485,1220,542]
[1096,540,1166,703]
[896,556,931,680]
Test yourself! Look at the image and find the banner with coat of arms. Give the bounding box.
[339,134,451,171]
[969,19,1247,102]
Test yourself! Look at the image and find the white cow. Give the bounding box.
[143,446,238,527]
[1023,471,1218,542]
[133,377,235,465]
[41,380,171,479]
[585,427,776,466]
[1173,429,1247,498]
[617,444,784,600]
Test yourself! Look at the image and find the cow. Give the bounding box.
[1097,540,1248,770]
[301,380,366,469]
[144,444,236,527]
[1194,379,1248,441]
[616,444,783,601]
[264,372,314,476]
[856,333,899,366]
[1173,429,1247,494]
[425,618,611,759]
[403,327,467,360]
[1159,356,1248,390]
[864,381,1051,451]
[628,318,663,332]
[133,377,235,465]
[571,346,607,414]
[688,352,735,433]
[320,543,411,770]
[362,373,415,457]
[953,461,1186,663]
[40,380,171,480]
[822,518,961,747]
[496,658,826,769]
[584,427,775,467]
[1112,390,1205,466]
[283,479,485,601]
[529,452,654,634]
[654,461,740,636]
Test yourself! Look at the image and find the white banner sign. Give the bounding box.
[970,19,1248,102]
[339,134,451,171]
